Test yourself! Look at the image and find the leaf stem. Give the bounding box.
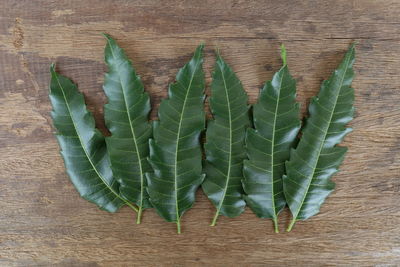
[210,212,219,226]
[287,219,296,232]
[280,44,287,66]
[176,220,181,234]
[273,218,279,233]
[136,207,142,224]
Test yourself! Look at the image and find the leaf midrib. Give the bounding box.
[292,53,352,221]
[107,39,145,212]
[53,72,136,211]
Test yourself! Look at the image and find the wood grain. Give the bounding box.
[0,0,399,266]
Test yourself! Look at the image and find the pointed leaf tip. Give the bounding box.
[194,43,205,58]
[349,42,356,56]
[214,46,222,59]
[280,44,287,66]
[102,32,111,39]
[50,63,56,73]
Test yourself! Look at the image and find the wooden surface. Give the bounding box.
[0,0,399,266]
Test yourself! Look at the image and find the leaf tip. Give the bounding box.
[49,63,58,78]
[50,63,56,73]
[214,48,227,68]
[280,44,287,66]
[101,32,111,39]
[198,42,205,50]
[214,45,223,58]
[194,43,205,59]
[346,42,356,59]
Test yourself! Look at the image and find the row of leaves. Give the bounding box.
[50,34,355,233]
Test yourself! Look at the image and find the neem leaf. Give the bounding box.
[202,52,250,226]
[242,45,300,232]
[284,44,356,231]
[102,34,152,224]
[49,65,137,213]
[146,45,205,233]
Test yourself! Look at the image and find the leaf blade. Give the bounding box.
[203,53,250,225]
[284,44,356,231]
[49,65,136,213]
[102,34,152,223]
[242,45,301,232]
[146,45,205,233]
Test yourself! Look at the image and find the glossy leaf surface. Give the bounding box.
[203,53,250,226]
[49,65,136,213]
[146,45,205,233]
[242,45,300,232]
[103,34,152,223]
[283,44,356,231]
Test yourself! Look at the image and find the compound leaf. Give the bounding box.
[102,34,152,224]
[242,45,301,232]
[284,44,356,231]
[202,52,250,226]
[49,65,137,213]
[146,45,205,233]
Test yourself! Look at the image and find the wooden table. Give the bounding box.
[1,0,399,265]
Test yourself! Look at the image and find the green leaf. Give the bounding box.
[242,45,301,233]
[284,44,356,231]
[202,52,250,226]
[146,45,205,233]
[49,64,137,213]
[102,34,152,224]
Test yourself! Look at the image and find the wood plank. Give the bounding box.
[0,0,399,265]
